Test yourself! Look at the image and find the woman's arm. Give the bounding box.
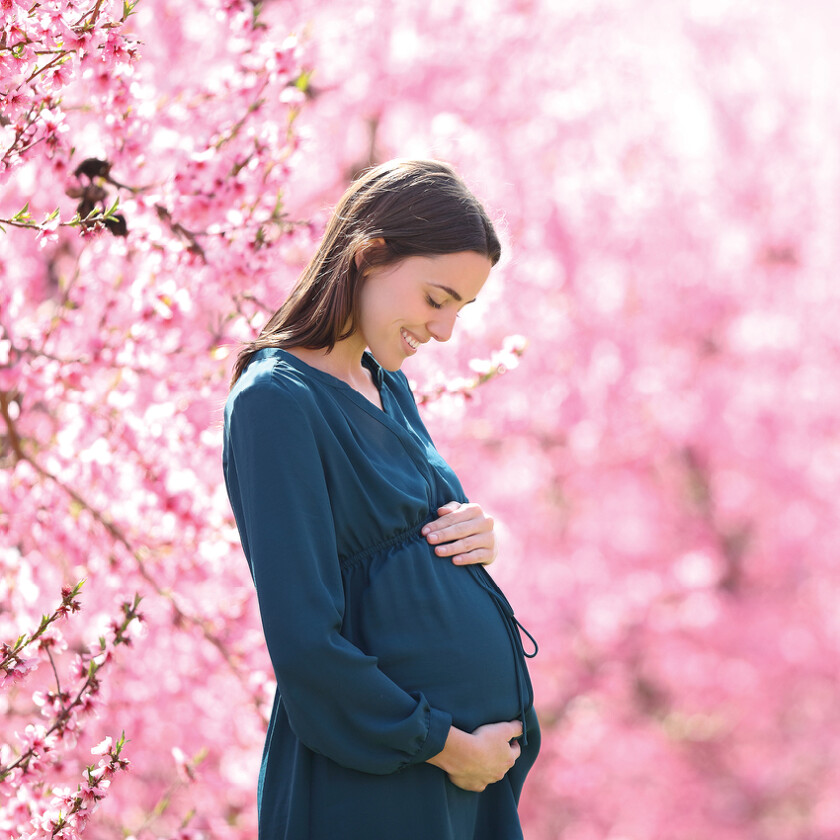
[422,501,498,566]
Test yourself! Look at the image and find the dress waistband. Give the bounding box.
[339,514,438,572]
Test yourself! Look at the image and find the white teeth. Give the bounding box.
[401,329,419,350]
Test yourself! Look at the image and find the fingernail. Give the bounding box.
[421,526,430,535]
[427,533,438,543]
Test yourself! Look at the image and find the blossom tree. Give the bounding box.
[4,0,840,838]
[2,0,313,835]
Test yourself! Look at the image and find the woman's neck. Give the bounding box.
[284,341,383,408]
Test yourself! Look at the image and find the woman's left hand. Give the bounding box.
[421,501,497,566]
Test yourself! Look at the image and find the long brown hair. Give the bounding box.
[230,159,501,387]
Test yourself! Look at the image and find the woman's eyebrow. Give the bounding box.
[429,283,476,304]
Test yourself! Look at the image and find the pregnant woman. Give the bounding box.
[223,159,539,839]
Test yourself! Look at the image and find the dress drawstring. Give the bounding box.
[469,567,538,746]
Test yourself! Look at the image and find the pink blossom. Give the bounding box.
[1,655,39,688]
[0,0,27,14]
[78,776,109,807]
[48,61,75,90]
[37,626,67,653]
[1,86,34,119]
[467,357,493,375]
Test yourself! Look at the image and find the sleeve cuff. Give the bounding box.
[411,707,453,765]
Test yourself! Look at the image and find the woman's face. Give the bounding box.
[357,251,493,371]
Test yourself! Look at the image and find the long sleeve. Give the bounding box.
[223,373,452,774]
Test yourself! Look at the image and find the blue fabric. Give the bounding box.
[223,347,539,839]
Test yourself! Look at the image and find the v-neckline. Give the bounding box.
[266,347,387,415]
[258,347,438,491]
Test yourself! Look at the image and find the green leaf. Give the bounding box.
[104,197,120,219]
[13,203,31,222]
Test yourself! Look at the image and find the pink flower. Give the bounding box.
[48,61,74,90]
[1,655,39,688]
[78,777,108,807]
[37,626,67,653]
[35,222,61,250]
[1,86,34,120]
[70,655,87,681]
[100,31,129,66]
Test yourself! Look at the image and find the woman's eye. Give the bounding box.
[425,295,444,310]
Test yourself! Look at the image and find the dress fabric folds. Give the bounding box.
[223,348,539,840]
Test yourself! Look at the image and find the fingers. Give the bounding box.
[421,502,497,565]
[479,720,524,746]
[433,535,494,563]
[422,502,485,538]
[501,720,524,743]
[441,538,497,566]
[426,515,494,543]
[449,776,489,793]
[435,501,462,516]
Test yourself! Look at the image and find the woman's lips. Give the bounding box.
[401,328,420,352]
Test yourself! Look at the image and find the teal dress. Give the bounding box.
[223,348,539,840]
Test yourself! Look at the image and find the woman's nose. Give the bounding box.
[429,311,458,342]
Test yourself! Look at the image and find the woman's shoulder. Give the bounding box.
[226,348,320,420]
[223,350,330,466]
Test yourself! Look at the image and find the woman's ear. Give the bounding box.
[354,237,386,272]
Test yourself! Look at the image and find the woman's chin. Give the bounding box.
[368,349,405,372]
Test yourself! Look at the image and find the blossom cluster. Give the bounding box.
[1,585,141,838]
[1,0,139,231]
[414,335,528,405]
[2,0,310,836]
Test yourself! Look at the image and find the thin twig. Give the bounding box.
[45,646,63,700]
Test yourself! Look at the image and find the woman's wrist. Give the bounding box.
[425,725,472,774]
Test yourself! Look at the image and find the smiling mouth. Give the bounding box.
[401,328,420,351]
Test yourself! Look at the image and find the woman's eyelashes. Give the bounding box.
[426,293,466,318]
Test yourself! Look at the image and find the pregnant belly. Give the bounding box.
[342,537,524,732]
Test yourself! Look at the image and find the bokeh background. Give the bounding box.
[3,0,840,837]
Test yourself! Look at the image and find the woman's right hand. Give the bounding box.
[426,720,522,792]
